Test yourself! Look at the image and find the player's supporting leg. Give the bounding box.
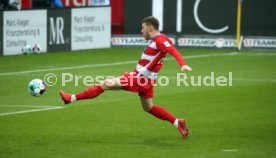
[140,97,188,139]
[60,78,122,104]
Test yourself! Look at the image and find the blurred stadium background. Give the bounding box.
[0,0,275,158]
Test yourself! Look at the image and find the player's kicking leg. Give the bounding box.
[140,96,189,139]
[60,77,122,104]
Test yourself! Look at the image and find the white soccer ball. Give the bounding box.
[22,44,33,55]
[32,44,41,54]
[28,79,46,97]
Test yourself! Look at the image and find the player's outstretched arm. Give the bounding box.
[168,48,192,72]
[156,39,192,72]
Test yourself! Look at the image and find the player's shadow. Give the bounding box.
[64,134,186,149]
[143,136,187,149]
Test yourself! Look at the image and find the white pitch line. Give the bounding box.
[0,60,137,76]
[0,52,238,76]
[182,52,238,59]
[239,52,276,56]
[0,106,64,116]
[0,105,62,108]
[222,149,239,152]
[233,78,276,82]
[0,52,275,77]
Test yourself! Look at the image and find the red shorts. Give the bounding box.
[119,72,155,98]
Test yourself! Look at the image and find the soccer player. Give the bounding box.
[60,16,192,139]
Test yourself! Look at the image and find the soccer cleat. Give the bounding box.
[177,119,189,139]
[60,90,72,104]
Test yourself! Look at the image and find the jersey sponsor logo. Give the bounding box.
[149,41,157,49]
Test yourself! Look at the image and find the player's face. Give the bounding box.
[141,23,151,40]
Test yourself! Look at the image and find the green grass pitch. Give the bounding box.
[0,48,275,158]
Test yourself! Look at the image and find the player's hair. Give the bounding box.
[141,16,159,30]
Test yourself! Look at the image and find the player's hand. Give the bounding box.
[181,65,192,72]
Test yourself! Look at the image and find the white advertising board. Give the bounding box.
[71,7,111,50]
[3,10,47,55]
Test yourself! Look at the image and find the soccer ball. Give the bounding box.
[28,79,46,97]
[22,44,33,55]
[32,44,41,54]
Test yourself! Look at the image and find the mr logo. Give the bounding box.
[49,17,65,45]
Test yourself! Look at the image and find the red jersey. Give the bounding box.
[135,34,186,80]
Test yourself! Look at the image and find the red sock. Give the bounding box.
[148,105,176,124]
[76,85,104,100]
